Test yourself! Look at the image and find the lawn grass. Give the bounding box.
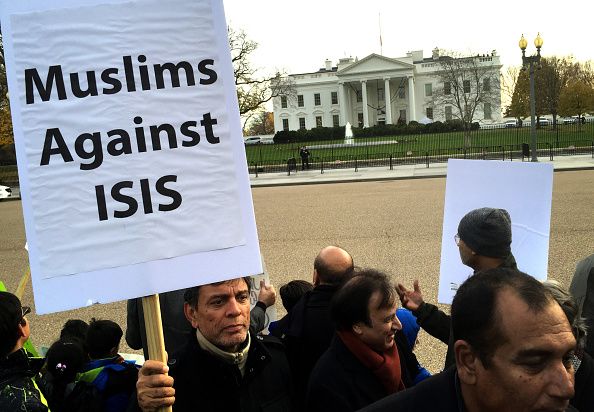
[245,123,594,166]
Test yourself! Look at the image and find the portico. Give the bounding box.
[336,54,416,127]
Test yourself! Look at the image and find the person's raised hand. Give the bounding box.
[258,280,277,307]
[137,360,175,412]
[396,280,424,312]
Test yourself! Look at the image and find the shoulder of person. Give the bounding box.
[253,334,286,350]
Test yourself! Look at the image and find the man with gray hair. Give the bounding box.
[397,207,517,368]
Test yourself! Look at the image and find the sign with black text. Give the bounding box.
[1,0,262,313]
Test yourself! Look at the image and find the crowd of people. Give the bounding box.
[1,207,593,411]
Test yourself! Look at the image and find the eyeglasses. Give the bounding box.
[21,306,31,318]
[454,234,461,246]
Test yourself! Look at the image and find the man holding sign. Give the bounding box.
[136,277,294,411]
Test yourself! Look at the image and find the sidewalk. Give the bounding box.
[249,154,594,187]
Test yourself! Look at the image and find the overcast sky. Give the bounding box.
[224,0,594,76]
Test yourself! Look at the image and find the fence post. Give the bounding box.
[287,159,291,176]
[321,158,324,174]
[501,146,505,161]
[592,141,593,159]
[254,163,258,178]
[425,152,429,168]
[549,143,553,161]
[389,155,393,170]
[355,157,358,172]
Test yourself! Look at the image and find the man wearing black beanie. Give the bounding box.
[396,207,517,369]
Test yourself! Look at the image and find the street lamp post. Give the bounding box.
[519,33,543,162]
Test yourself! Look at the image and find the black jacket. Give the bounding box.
[362,365,579,412]
[573,351,594,412]
[284,284,337,404]
[306,332,419,412]
[414,254,518,369]
[0,349,48,412]
[360,366,462,412]
[167,332,294,412]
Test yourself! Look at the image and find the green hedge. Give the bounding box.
[274,121,479,143]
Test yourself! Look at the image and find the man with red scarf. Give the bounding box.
[305,269,422,412]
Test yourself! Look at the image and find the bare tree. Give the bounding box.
[0,31,9,111]
[431,51,501,147]
[228,28,294,130]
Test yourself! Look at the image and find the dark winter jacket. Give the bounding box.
[361,366,462,412]
[165,332,294,411]
[0,348,49,412]
[573,350,594,412]
[361,365,579,412]
[414,254,518,369]
[306,332,420,412]
[283,284,338,404]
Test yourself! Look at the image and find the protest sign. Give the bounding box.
[438,159,553,304]
[1,0,262,314]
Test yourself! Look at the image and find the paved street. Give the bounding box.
[1,169,594,373]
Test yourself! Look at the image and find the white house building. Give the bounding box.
[273,49,503,132]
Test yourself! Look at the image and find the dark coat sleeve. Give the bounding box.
[125,299,143,350]
[413,302,451,344]
[250,301,267,334]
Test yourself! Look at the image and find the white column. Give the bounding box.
[361,80,369,128]
[338,82,346,126]
[345,86,352,125]
[384,77,392,125]
[408,76,416,122]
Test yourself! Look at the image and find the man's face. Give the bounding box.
[356,292,402,352]
[470,289,576,412]
[457,238,475,268]
[184,278,250,352]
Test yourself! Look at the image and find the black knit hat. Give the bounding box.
[457,208,512,258]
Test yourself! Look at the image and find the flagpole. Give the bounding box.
[379,12,383,55]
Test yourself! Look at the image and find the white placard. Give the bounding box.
[438,159,553,304]
[1,0,262,313]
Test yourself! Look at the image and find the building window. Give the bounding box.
[331,91,338,105]
[280,96,287,108]
[445,106,453,121]
[332,114,340,127]
[282,118,289,131]
[299,117,306,129]
[356,90,363,103]
[358,112,364,128]
[398,87,405,99]
[425,83,432,97]
[444,82,451,95]
[399,109,406,123]
[483,78,491,92]
[484,103,492,120]
[426,107,433,120]
[463,80,471,94]
[315,116,323,128]
[297,95,304,107]
[314,93,321,106]
[378,88,385,101]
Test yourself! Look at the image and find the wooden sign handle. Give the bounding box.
[141,294,173,412]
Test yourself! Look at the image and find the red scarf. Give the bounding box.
[337,330,405,394]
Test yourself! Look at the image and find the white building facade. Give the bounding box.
[273,49,503,132]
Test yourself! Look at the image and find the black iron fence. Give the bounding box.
[247,120,594,176]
